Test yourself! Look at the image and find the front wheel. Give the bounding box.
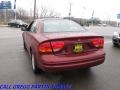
[113,43,118,47]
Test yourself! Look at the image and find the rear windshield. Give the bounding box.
[43,20,86,33]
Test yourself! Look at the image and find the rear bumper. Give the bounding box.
[42,57,104,72]
[39,51,105,72]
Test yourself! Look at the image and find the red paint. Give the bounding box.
[22,19,105,72]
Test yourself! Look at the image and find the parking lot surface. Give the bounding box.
[0,27,120,90]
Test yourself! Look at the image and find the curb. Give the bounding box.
[0,25,8,27]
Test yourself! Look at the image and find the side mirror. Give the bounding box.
[21,25,28,31]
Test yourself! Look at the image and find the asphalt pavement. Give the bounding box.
[0,27,120,90]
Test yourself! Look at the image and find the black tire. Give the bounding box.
[113,43,118,47]
[31,53,42,74]
[23,41,27,50]
[16,24,20,28]
[83,67,91,71]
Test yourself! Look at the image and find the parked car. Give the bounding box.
[8,20,28,28]
[112,32,120,46]
[21,18,105,74]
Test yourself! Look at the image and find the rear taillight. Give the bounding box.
[38,41,64,53]
[51,41,64,52]
[38,42,52,53]
[92,38,104,48]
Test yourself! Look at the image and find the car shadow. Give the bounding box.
[112,45,120,48]
[38,68,97,90]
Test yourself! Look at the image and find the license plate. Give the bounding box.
[73,44,84,53]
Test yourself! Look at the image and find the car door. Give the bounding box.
[23,21,34,50]
[25,21,37,53]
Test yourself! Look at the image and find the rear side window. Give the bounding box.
[30,22,37,33]
[43,20,86,33]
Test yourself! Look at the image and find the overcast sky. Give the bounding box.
[1,0,120,21]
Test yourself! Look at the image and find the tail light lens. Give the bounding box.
[38,42,52,53]
[92,38,104,48]
[38,41,64,53]
[51,41,64,52]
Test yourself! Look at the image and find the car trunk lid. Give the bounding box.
[41,32,104,56]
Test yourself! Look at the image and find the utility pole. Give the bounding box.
[33,0,36,20]
[69,2,72,19]
[91,10,94,26]
[4,9,7,23]
[14,0,16,20]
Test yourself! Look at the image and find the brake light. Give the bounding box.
[92,38,104,48]
[51,41,64,52]
[38,41,64,53]
[38,42,52,53]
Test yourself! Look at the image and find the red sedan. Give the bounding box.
[21,18,105,73]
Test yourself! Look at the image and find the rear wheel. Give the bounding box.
[83,67,91,71]
[16,25,20,28]
[23,41,27,50]
[31,53,42,74]
[23,40,27,50]
[78,67,91,72]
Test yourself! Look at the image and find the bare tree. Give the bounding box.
[1,7,61,24]
[16,8,28,20]
[0,9,14,23]
[40,7,48,18]
[6,10,14,21]
[36,7,39,18]
[39,7,60,18]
